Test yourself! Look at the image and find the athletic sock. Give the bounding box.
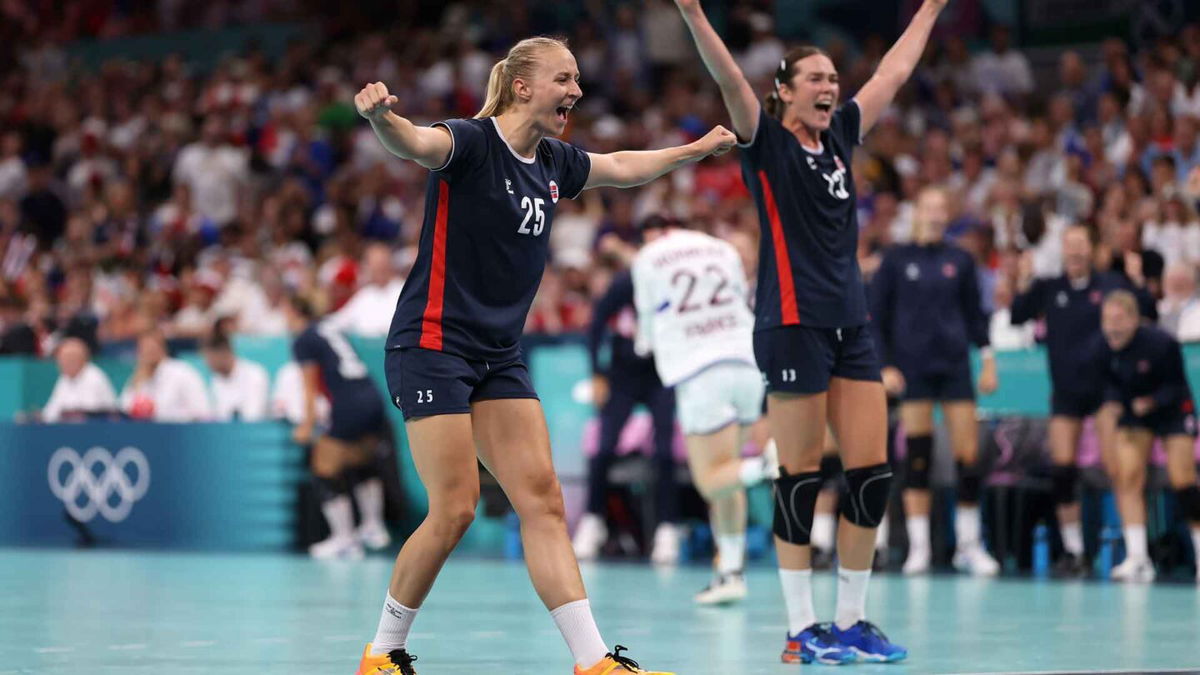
[321,494,356,540]
[779,568,816,635]
[1061,521,1084,556]
[715,534,746,575]
[1124,524,1149,561]
[955,504,982,548]
[812,512,835,552]
[353,477,386,530]
[550,599,609,668]
[370,593,418,655]
[739,456,768,486]
[834,567,871,630]
[906,514,930,555]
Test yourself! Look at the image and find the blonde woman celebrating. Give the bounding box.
[352,36,735,675]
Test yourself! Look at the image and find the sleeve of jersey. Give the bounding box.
[431,118,486,181]
[868,253,895,365]
[1009,279,1043,325]
[551,139,592,199]
[833,100,864,149]
[960,254,991,348]
[631,258,655,359]
[735,107,774,166]
[291,333,316,364]
[1151,339,1189,409]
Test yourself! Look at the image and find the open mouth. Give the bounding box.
[555,105,572,122]
[815,101,833,113]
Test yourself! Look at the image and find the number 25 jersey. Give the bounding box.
[631,229,756,386]
[387,117,591,362]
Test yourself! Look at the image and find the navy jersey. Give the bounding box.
[870,242,988,374]
[387,118,592,362]
[587,270,656,382]
[1099,325,1194,418]
[739,102,866,330]
[1010,271,1155,395]
[293,320,379,405]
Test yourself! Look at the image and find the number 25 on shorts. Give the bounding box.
[416,389,434,404]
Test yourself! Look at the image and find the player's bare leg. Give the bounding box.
[1110,428,1155,582]
[1164,435,1200,583]
[898,401,934,574]
[945,400,999,576]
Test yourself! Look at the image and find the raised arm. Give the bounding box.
[854,0,947,136]
[676,0,761,142]
[355,82,453,170]
[584,126,736,190]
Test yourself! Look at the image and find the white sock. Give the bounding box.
[716,534,746,575]
[834,567,871,630]
[955,505,982,548]
[353,478,386,529]
[321,495,356,539]
[906,515,930,554]
[1190,528,1200,568]
[370,593,418,655]
[811,512,835,552]
[778,568,816,635]
[1061,521,1084,556]
[875,516,889,549]
[739,456,767,486]
[1124,524,1149,561]
[550,599,608,668]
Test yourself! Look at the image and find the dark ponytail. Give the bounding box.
[766,46,832,119]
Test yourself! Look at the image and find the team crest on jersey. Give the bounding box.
[905,263,920,281]
[1090,289,1102,304]
[549,180,559,203]
[806,156,818,170]
[1137,360,1150,374]
[1056,291,1069,307]
[942,263,957,278]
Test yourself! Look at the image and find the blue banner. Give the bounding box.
[0,422,305,549]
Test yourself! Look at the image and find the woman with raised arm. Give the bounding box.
[677,0,949,665]
[351,36,734,675]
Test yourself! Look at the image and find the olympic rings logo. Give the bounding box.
[47,446,151,523]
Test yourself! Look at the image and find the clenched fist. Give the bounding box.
[355,82,398,120]
[697,125,738,158]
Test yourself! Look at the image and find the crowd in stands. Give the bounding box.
[2,2,1200,421]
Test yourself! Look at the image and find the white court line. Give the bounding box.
[321,635,359,642]
[33,647,73,654]
[108,643,147,651]
[467,631,506,639]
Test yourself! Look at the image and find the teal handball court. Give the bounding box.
[2,549,1197,674]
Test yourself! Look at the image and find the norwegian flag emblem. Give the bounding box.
[549,180,560,203]
[1138,360,1150,374]
[942,263,957,278]
[1090,290,1102,304]
[834,156,845,172]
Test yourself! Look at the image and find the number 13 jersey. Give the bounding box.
[631,229,756,386]
[387,117,592,362]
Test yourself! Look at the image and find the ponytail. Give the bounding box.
[476,36,570,119]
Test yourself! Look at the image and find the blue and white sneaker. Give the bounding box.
[781,623,855,665]
[831,620,908,663]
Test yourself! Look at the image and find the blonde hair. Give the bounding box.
[1103,289,1139,316]
[476,37,570,119]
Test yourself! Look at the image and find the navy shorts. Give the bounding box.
[753,324,881,395]
[1120,399,1199,437]
[329,388,388,442]
[1051,389,1105,419]
[902,363,975,402]
[384,347,538,421]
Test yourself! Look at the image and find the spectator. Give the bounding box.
[42,337,117,422]
[970,25,1034,98]
[270,360,331,425]
[202,332,270,422]
[171,117,247,228]
[0,295,37,355]
[0,131,26,200]
[120,329,211,422]
[326,242,405,337]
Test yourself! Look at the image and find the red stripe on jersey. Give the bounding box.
[419,180,450,350]
[757,170,800,325]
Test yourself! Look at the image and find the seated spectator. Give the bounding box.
[271,360,331,425]
[202,332,270,421]
[325,242,404,337]
[42,337,117,422]
[120,329,211,422]
[0,295,37,355]
[989,275,1035,350]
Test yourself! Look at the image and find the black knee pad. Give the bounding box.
[1177,485,1200,523]
[1049,465,1078,506]
[819,454,843,483]
[904,435,933,490]
[773,470,823,545]
[841,463,894,528]
[957,461,982,504]
[313,474,349,503]
[344,463,376,487]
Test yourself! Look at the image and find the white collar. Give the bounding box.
[490,117,537,164]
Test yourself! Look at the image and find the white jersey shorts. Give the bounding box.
[675,360,765,435]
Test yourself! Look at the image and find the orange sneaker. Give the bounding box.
[355,643,418,674]
[573,645,674,674]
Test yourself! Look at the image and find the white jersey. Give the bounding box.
[632,229,756,386]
